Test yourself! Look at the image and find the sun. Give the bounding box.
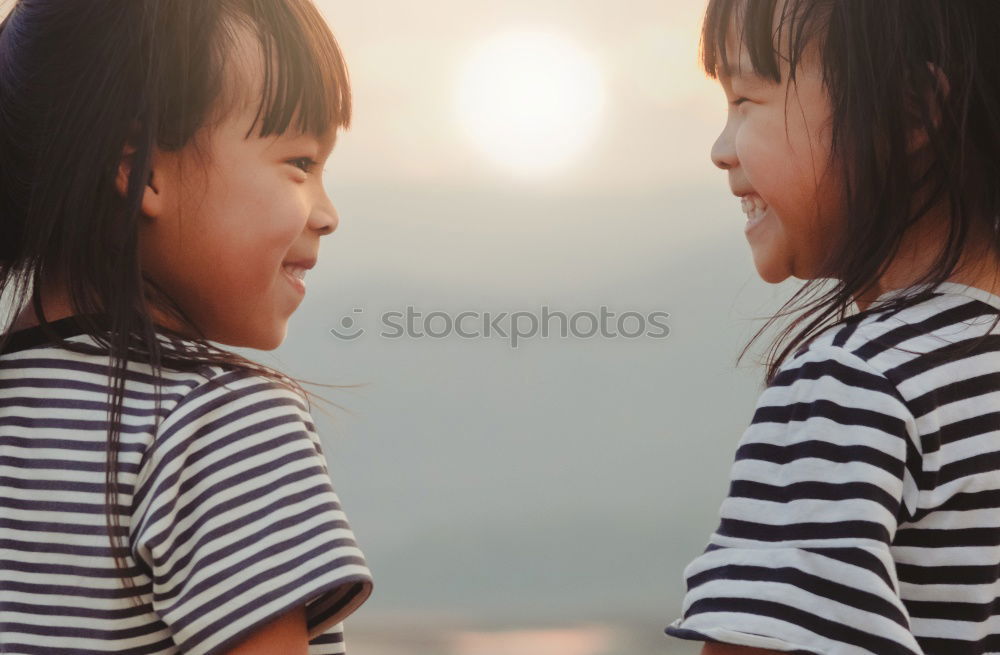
[456,30,605,177]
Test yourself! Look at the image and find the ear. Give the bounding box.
[906,62,950,154]
[115,141,165,219]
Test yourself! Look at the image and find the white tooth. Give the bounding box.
[743,194,767,220]
[740,194,769,220]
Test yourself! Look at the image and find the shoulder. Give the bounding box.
[781,289,1000,422]
[747,328,922,512]
[793,289,994,370]
[747,336,920,486]
[762,337,912,423]
[134,365,323,496]
[164,364,312,428]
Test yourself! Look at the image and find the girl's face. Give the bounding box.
[711,23,844,283]
[138,29,339,349]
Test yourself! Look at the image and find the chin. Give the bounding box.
[219,325,287,351]
[753,262,792,284]
[256,329,287,351]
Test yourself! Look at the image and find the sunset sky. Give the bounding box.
[285,2,801,654]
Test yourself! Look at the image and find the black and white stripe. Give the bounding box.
[0,318,373,655]
[666,282,1000,655]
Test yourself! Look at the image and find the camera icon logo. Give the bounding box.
[329,308,365,340]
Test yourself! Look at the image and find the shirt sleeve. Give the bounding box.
[309,621,349,655]
[665,344,925,655]
[129,368,373,655]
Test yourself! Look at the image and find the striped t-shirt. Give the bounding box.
[666,281,1000,655]
[0,316,373,655]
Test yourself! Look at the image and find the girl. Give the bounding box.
[0,1,372,654]
[666,1,1000,654]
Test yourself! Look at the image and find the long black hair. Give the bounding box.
[0,0,352,604]
[701,0,1000,385]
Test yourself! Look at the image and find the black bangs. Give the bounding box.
[700,0,828,85]
[216,0,352,142]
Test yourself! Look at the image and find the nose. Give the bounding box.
[711,121,738,171]
[309,201,339,236]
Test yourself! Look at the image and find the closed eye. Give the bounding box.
[288,157,320,175]
[731,97,750,107]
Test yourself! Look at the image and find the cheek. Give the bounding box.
[157,196,301,307]
[743,112,833,211]
[210,174,304,259]
[218,216,303,288]
[790,117,843,232]
[735,110,784,163]
[735,124,798,203]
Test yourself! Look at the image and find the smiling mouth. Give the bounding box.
[740,193,769,226]
[281,265,306,293]
[282,264,308,281]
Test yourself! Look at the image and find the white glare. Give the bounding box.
[456,31,605,177]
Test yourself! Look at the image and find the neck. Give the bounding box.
[8,271,196,339]
[853,213,1000,312]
